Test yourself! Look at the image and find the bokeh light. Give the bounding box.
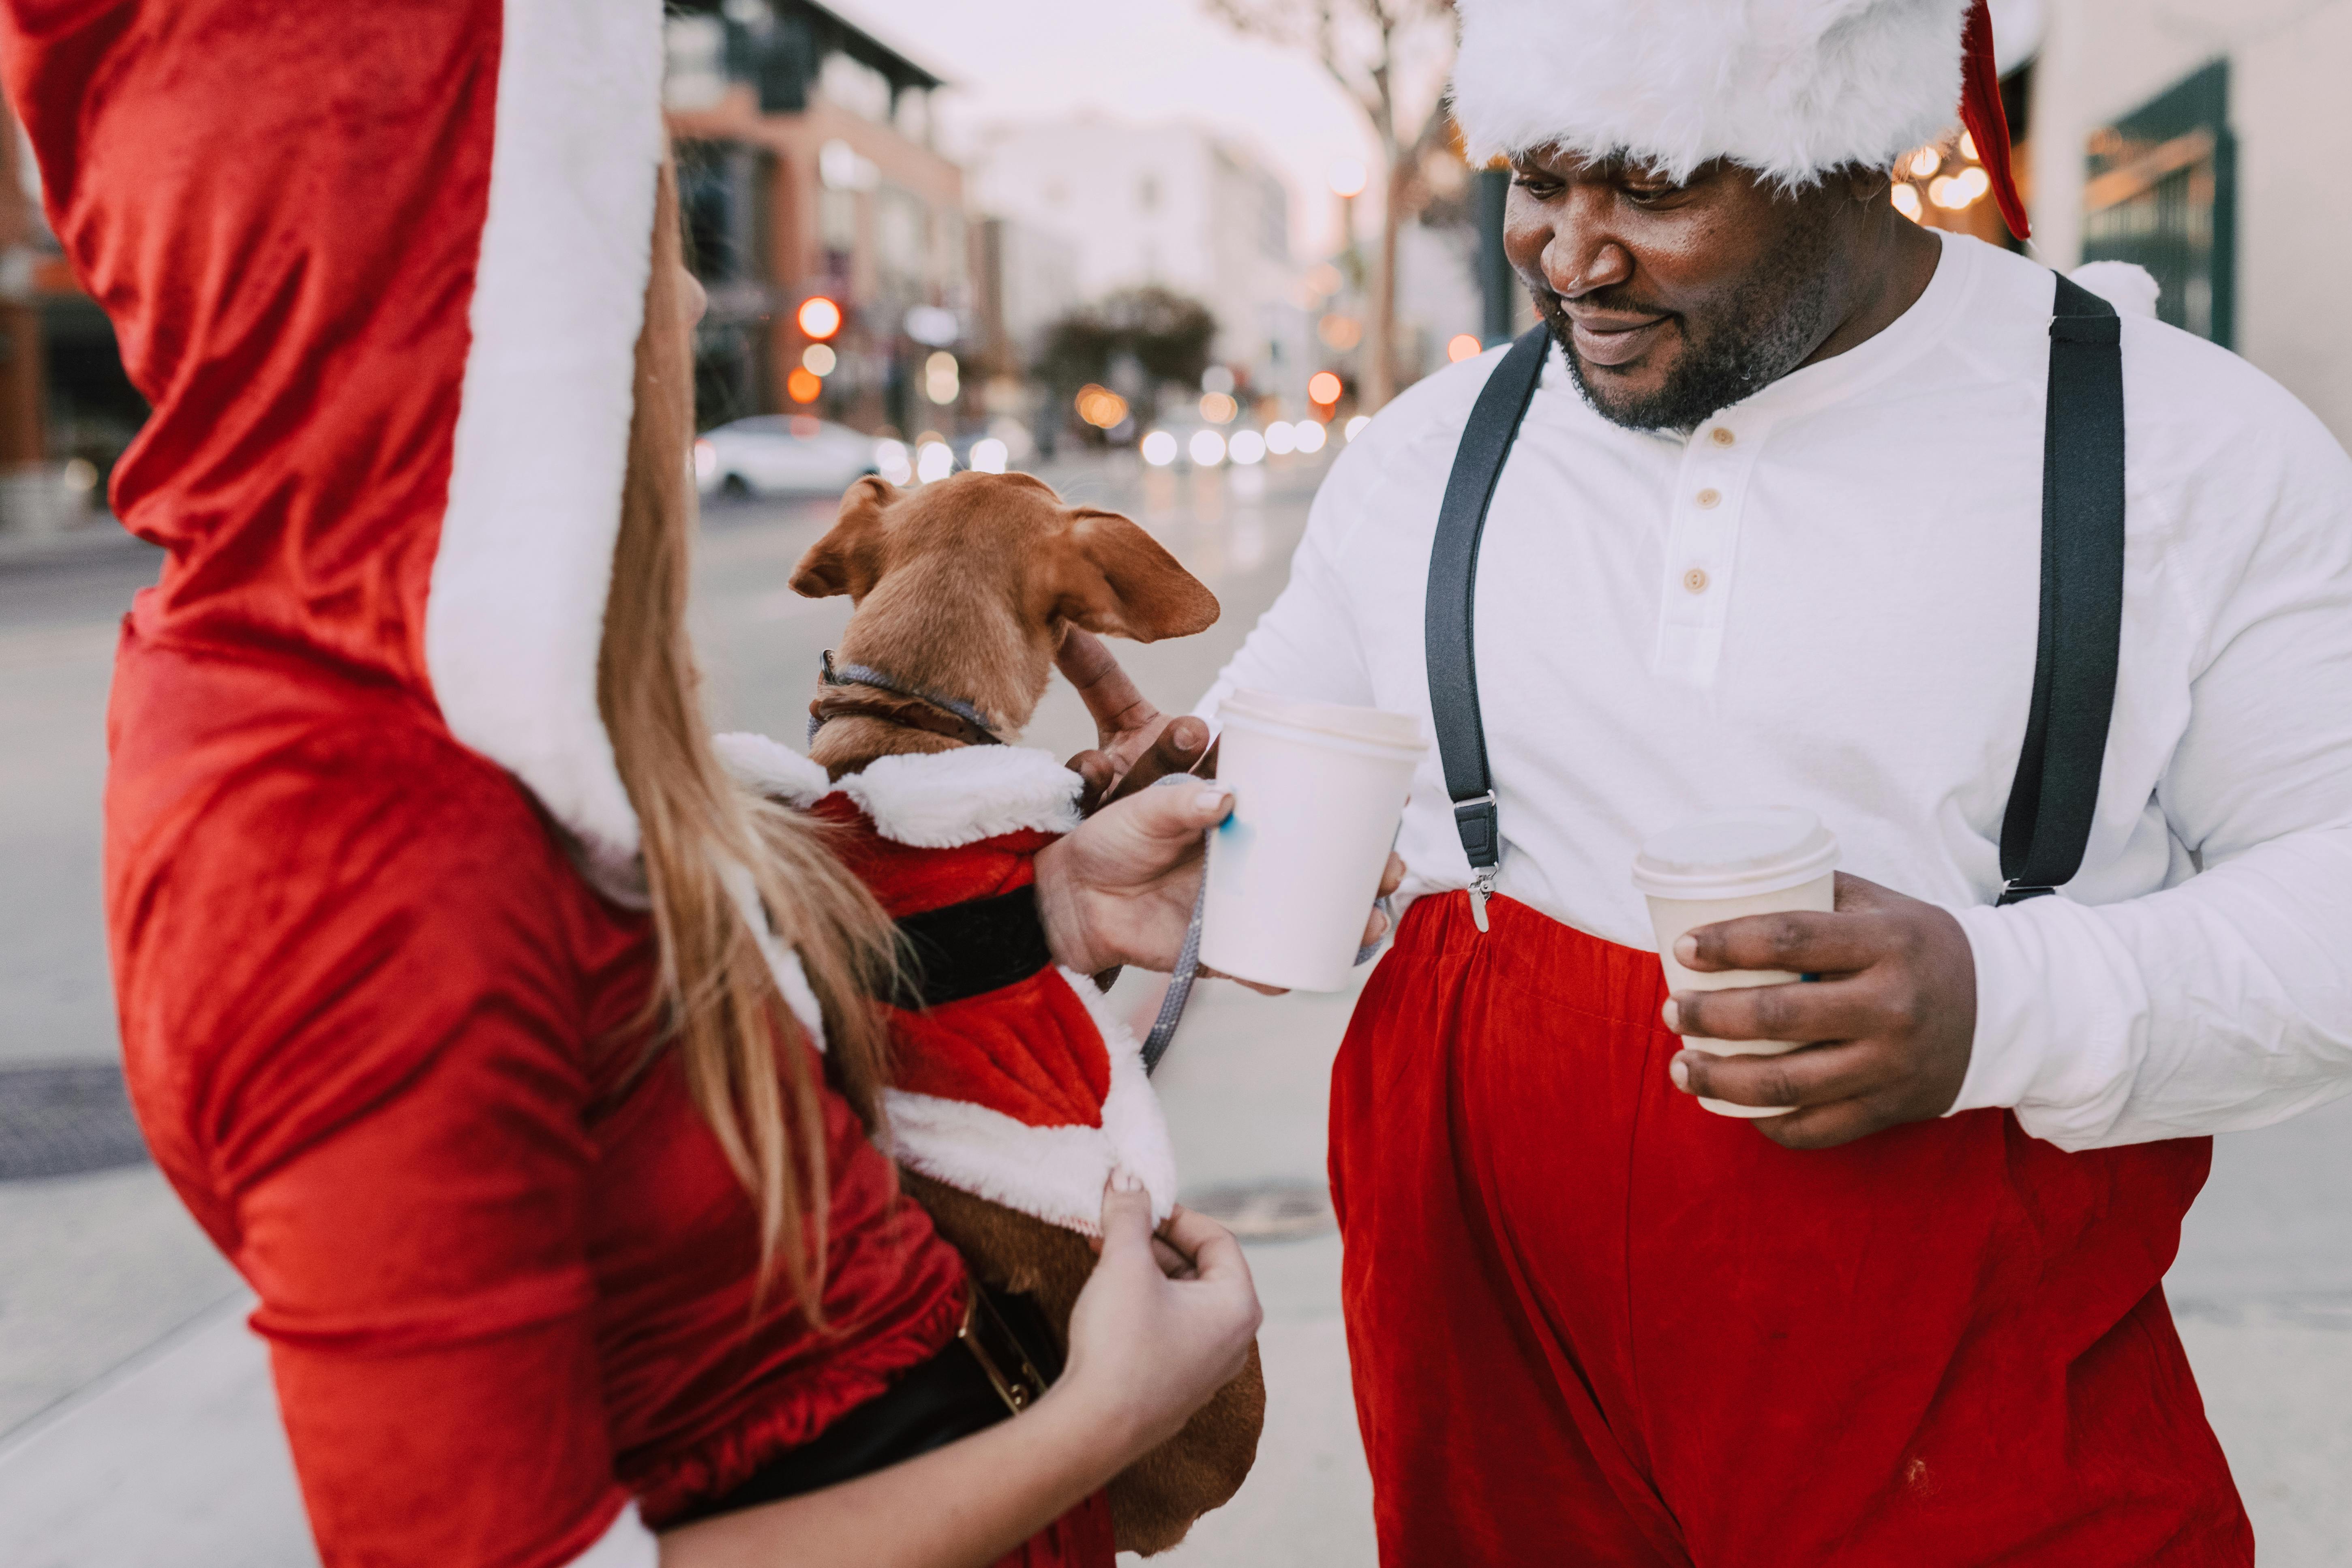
[1344,414,1371,442]
[1317,314,1362,351]
[968,437,1009,474]
[1199,391,1238,424]
[1140,430,1178,466]
[1293,419,1327,454]
[797,296,842,340]
[1327,159,1368,197]
[1228,429,1266,465]
[915,439,954,483]
[1188,428,1226,467]
[1447,333,1482,363]
[1307,371,1343,406]
[786,367,823,403]
[1264,421,1296,455]
[802,343,837,375]
[1075,384,1129,428]
[874,439,912,486]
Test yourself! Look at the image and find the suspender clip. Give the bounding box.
[1452,793,1500,865]
[1997,881,2057,907]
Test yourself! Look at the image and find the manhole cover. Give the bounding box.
[0,1065,150,1181]
[1184,1180,1335,1243]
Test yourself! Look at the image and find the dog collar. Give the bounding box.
[808,651,1005,748]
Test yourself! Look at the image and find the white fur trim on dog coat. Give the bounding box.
[885,967,1179,1234]
[837,747,1084,848]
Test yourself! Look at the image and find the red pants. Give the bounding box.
[1330,893,2251,1567]
[997,1490,1113,1568]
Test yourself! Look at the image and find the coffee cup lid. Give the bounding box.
[1218,687,1427,752]
[1630,807,1839,899]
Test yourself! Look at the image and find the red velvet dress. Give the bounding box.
[1,4,1110,1564]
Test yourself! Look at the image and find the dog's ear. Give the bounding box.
[1052,508,1221,642]
[791,475,895,600]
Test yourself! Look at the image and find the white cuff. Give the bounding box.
[1946,895,2148,1149]
[567,1504,659,1568]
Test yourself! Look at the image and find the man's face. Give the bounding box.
[1504,149,1855,431]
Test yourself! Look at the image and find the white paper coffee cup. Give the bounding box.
[1200,688,1427,992]
[1631,808,1839,1119]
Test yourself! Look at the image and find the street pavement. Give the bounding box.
[2,453,2348,1564]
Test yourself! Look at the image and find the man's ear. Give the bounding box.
[1052,509,1220,642]
[790,475,894,600]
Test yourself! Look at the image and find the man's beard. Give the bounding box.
[1536,223,1843,432]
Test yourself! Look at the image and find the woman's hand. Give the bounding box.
[1057,629,1212,811]
[1053,1174,1262,1456]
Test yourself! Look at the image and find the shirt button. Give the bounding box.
[1695,487,1722,509]
[1709,426,1736,447]
[1682,567,1710,594]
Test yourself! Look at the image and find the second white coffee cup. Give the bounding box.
[1631,807,1840,1118]
[1199,688,1426,992]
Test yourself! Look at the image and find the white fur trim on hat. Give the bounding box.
[1452,0,1971,184]
[425,0,665,883]
[840,748,1084,849]
[2067,261,2161,320]
[713,730,833,808]
[883,968,1179,1235]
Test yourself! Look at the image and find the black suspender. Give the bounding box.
[1422,328,1550,930]
[1422,274,2126,922]
[1997,275,2126,904]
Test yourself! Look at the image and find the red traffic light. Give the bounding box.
[797,296,843,341]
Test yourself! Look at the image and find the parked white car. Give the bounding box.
[694,416,880,499]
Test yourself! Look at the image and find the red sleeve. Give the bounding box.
[108,680,633,1568]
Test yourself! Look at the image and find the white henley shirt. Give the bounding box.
[1202,230,2352,1152]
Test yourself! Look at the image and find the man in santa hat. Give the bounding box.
[1058,0,2352,1561]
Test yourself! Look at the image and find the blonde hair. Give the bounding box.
[598,161,898,1317]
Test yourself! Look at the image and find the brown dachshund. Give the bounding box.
[782,469,1262,1555]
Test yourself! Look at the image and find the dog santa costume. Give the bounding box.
[1204,0,2352,1562]
[715,733,1181,1236]
[0,4,1118,1565]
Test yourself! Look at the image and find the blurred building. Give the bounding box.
[0,102,146,537]
[970,118,1313,407]
[662,0,969,437]
[2024,0,2352,440]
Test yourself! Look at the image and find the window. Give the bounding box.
[2082,60,2234,347]
[818,52,892,122]
[876,186,928,281]
[662,16,727,111]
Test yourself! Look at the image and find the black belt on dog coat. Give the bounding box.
[885,886,1058,1011]
[1423,274,2125,917]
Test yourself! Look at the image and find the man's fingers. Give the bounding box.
[1056,628,1161,746]
[1376,852,1405,901]
[1104,715,1210,803]
[1672,1038,1894,1109]
[1666,975,1882,1045]
[1197,964,1287,996]
[1150,1236,1197,1279]
[1750,1095,1898,1150]
[1066,749,1116,814]
[1678,910,1884,976]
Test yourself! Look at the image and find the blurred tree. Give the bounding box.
[1206,0,1459,411]
[1034,286,1218,432]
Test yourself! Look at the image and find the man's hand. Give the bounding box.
[1058,629,1213,812]
[1663,872,1976,1149]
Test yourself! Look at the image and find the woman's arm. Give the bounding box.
[661,1178,1259,1568]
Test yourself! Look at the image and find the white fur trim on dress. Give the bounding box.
[425,0,664,882]
[713,730,832,807]
[715,854,829,1053]
[884,968,1178,1235]
[840,748,1084,849]
[563,1504,659,1568]
[1452,0,1971,185]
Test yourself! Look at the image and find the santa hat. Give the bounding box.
[3,0,668,882]
[1452,0,2028,237]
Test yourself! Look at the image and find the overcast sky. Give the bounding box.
[829,0,1434,259]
